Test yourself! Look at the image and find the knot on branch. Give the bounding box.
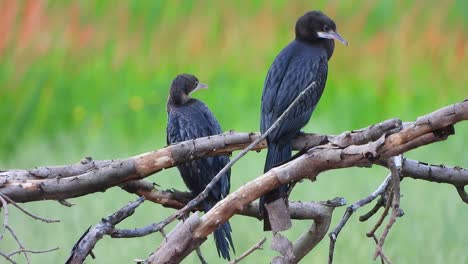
[81,156,93,164]
[433,125,455,138]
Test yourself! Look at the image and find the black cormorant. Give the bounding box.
[166,74,235,260]
[260,11,347,231]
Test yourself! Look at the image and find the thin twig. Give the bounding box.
[195,247,208,264]
[0,194,8,240]
[359,197,384,222]
[0,251,17,264]
[149,82,318,233]
[7,247,59,257]
[372,234,393,264]
[455,185,468,204]
[160,229,167,240]
[0,193,60,223]
[370,235,385,264]
[373,156,403,261]
[328,174,391,264]
[228,237,266,264]
[6,226,30,264]
[367,192,393,237]
[0,194,58,263]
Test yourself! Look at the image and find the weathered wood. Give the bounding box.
[0,118,402,203]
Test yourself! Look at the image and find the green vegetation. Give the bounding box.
[0,1,466,263]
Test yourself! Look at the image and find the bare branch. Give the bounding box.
[0,251,17,264]
[195,247,208,264]
[2,157,109,180]
[373,156,403,261]
[359,197,385,222]
[146,214,202,264]
[456,186,468,204]
[6,226,30,264]
[0,194,8,240]
[292,198,345,263]
[0,193,59,223]
[228,237,266,264]
[0,194,59,264]
[367,192,393,238]
[7,247,59,257]
[328,174,391,264]
[0,111,404,204]
[1,99,465,206]
[66,197,145,264]
[111,199,342,239]
[394,159,468,204]
[399,159,468,186]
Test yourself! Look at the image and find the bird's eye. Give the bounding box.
[323,25,330,32]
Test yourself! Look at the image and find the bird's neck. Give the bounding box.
[322,39,335,60]
[168,91,190,106]
[298,38,335,60]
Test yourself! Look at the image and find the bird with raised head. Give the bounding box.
[260,11,347,231]
[166,74,235,260]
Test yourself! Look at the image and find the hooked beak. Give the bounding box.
[317,30,348,46]
[190,82,208,94]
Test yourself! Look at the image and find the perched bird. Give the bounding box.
[166,74,235,260]
[260,11,347,231]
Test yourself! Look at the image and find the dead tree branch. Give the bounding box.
[291,198,346,263]
[373,156,403,261]
[0,117,402,203]
[228,237,266,264]
[146,101,468,263]
[0,193,59,264]
[121,179,345,220]
[0,193,59,223]
[328,174,392,264]
[65,197,145,264]
[2,101,466,206]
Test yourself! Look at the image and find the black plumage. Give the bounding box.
[166,74,235,260]
[260,11,347,231]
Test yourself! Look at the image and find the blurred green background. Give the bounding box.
[0,0,467,263]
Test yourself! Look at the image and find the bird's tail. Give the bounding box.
[204,201,235,260]
[260,142,292,231]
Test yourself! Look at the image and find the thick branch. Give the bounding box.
[400,159,468,186]
[292,198,345,263]
[2,100,466,205]
[0,118,401,203]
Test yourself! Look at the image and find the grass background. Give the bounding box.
[0,0,467,263]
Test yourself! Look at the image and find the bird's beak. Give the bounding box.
[191,82,208,94]
[317,30,348,46]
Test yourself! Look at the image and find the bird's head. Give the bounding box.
[295,10,348,46]
[169,74,208,105]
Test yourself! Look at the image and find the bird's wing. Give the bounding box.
[261,44,328,144]
[167,101,230,197]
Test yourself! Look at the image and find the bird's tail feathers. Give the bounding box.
[261,142,292,230]
[204,201,235,260]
